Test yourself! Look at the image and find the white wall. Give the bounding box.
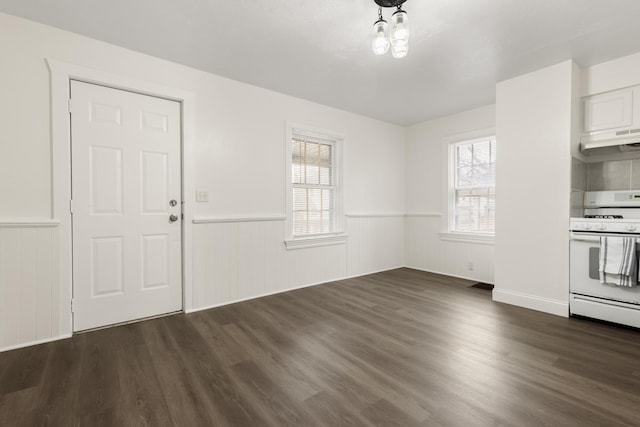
[0,12,406,351]
[405,105,496,283]
[494,61,575,317]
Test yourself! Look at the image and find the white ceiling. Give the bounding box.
[2,0,640,125]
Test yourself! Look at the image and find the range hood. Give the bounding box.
[580,128,640,153]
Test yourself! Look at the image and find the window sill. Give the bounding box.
[284,233,348,250]
[438,232,494,245]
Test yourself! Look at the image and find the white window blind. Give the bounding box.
[452,137,496,233]
[291,133,336,236]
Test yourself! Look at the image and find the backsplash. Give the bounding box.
[572,157,587,191]
[586,159,640,191]
[571,158,587,218]
[570,157,640,217]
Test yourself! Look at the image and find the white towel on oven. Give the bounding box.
[599,237,638,287]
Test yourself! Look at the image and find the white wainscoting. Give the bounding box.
[0,221,64,352]
[190,214,405,312]
[405,214,495,284]
[346,214,405,278]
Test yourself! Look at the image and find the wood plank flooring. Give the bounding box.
[1,268,639,426]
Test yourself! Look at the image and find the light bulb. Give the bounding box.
[372,18,390,55]
[391,38,408,58]
[390,7,409,58]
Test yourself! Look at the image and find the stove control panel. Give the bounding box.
[585,190,640,207]
[570,218,640,234]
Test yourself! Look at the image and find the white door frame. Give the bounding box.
[47,59,196,335]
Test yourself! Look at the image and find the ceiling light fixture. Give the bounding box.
[372,0,409,58]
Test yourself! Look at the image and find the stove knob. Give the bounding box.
[584,223,592,230]
[598,223,607,231]
[628,225,637,232]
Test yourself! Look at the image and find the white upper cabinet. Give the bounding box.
[583,88,633,133]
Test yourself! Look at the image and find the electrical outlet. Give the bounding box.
[467,262,474,271]
[196,189,209,203]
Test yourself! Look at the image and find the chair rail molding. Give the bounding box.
[405,212,443,218]
[193,215,286,224]
[0,219,60,228]
[345,212,405,218]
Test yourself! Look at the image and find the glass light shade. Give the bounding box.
[390,9,409,58]
[391,9,409,41]
[371,19,390,55]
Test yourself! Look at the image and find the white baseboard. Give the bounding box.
[406,266,568,318]
[0,334,72,353]
[342,265,406,281]
[185,280,330,314]
[404,265,495,284]
[185,265,404,314]
[492,288,569,317]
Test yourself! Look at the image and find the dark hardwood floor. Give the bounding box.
[1,268,639,426]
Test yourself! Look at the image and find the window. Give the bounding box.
[292,137,335,235]
[450,136,496,234]
[286,124,344,247]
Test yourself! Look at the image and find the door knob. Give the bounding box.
[169,214,179,223]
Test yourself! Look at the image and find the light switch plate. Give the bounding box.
[196,189,209,203]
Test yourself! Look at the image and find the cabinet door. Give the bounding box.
[583,89,633,133]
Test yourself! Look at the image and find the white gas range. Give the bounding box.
[569,190,640,328]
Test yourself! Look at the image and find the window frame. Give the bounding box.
[285,123,346,249]
[442,129,496,244]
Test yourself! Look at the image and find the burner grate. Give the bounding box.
[584,215,624,219]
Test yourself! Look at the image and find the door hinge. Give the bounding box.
[69,199,73,214]
[71,299,75,313]
[68,98,72,114]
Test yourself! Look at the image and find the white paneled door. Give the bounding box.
[70,81,182,332]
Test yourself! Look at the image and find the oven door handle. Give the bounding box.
[569,232,600,243]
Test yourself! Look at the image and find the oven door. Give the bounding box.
[570,232,640,304]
